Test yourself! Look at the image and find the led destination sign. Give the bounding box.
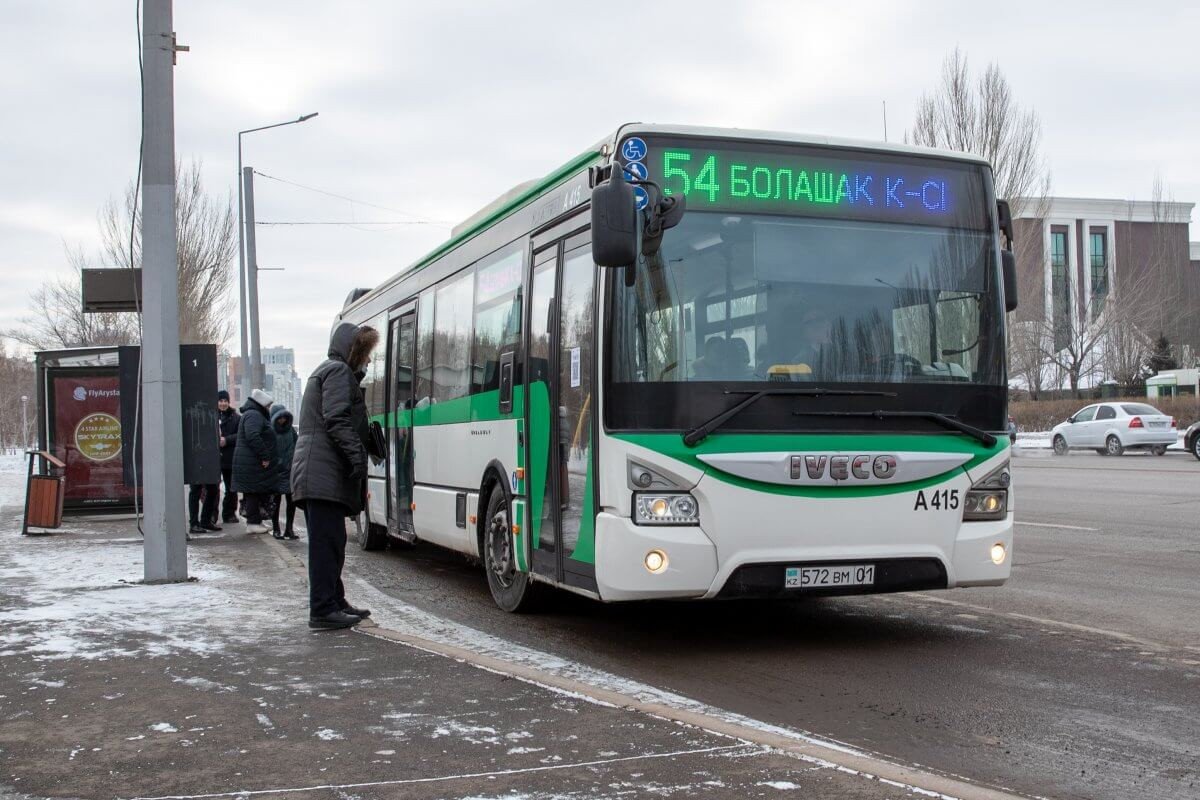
[632,139,990,230]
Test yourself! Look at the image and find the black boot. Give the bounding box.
[188,522,205,534]
[309,610,361,630]
[202,522,223,532]
[341,603,371,619]
[283,527,299,540]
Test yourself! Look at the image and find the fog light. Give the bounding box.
[990,543,1007,565]
[644,549,668,574]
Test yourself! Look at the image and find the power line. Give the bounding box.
[252,169,449,224]
[256,220,442,226]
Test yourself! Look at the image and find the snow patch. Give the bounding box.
[314,728,344,741]
[149,722,177,733]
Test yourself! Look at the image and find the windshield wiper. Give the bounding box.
[791,409,997,447]
[682,388,897,447]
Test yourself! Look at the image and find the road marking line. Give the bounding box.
[1016,521,1099,531]
[122,744,756,799]
[903,593,1197,653]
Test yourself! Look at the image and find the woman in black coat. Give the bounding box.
[268,404,299,540]
[231,388,279,534]
[293,322,380,630]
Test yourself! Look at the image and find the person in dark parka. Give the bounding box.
[293,322,379,630]
[217,390,241,524]
[231,388,279,534]
[269,404,299,540]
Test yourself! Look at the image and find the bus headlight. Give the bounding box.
[963,461,1009,521]
[633,493,699,526]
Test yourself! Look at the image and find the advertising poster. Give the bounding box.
[48,370,138,510]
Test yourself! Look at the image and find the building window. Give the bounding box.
[1050,228,1071,351]
[1089,229,1108,320]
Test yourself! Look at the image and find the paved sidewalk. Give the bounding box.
[0,502,918,800]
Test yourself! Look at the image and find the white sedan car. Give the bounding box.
[1051,402,1177,456]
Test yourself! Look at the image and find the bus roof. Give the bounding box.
[343,123,991,315]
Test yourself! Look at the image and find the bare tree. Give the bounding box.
[6,159,236,350]
[0,344,36,449]
[910,48,1051,215]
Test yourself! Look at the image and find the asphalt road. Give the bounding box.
[344,451,1200,800]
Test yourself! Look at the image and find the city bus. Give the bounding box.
[337,124,1018,612]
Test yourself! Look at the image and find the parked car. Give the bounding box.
[1051,402,1176,456]
[1184,421,1200,461]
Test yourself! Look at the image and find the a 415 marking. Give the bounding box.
[914,489,959,511]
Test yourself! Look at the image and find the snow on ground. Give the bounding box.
[0,452,28,513]
[0,516,290,664]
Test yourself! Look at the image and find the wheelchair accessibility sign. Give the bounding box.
[620,137,647,162]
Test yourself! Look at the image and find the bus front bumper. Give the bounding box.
[593,511,1012,602]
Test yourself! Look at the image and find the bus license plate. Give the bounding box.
[786,564,875,589]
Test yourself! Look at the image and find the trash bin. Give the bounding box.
[23,450,67,535]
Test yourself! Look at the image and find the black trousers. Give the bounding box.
[188,484,218,526]
[305,499,350,616]
[243,492,269,524]
[270,492,296,532]
[220,468,238,519]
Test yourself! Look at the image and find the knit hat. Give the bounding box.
[250,388,274,409]
[217,389,230,401]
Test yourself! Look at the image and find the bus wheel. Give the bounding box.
[355,508,386,551]
[483,485,537,613]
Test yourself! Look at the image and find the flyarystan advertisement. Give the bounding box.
[50,373,138,509]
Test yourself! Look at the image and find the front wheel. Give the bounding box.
[1192,436,1200,462]
[483,485,538,613]
[1052,436,1069,456]
[355,508,387,551]
[1105,435,1125,457]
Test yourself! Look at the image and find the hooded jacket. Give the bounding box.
[270,404,298,494]
[291,322,371,515]
[231,396,279,494]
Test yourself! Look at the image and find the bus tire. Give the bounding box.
[354,507,387,551]
[483,484,538,613]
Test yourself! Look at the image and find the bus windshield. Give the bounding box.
[611,211,1003,386]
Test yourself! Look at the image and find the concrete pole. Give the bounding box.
[236,140,249,404]
[140,0,187,582]
[20,396,28,450]
[243,166,263,391]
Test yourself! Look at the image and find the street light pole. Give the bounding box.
[20,395,28,451]
[236,112,317,400]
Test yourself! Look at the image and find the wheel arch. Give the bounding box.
[476,459,513,557]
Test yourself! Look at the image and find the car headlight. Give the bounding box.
[633,493,699,526]
[963,461,1009,522]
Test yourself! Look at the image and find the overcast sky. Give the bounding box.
[2,0,1196,378]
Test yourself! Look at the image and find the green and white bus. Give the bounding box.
[338,124,1017,612]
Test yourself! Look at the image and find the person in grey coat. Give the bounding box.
[269,404,299,540]
[231,388,279,534]
[292,322,380,630]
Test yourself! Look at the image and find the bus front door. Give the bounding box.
[526,230,597,593]
[388,309,416,539]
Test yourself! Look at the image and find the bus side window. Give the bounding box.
[471,247,523,397]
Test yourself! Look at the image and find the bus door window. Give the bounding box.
[557,243,595,563]
[390,311,416,533]
[528,253,558,561]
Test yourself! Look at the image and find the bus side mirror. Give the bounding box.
[1002,250,1018,313]
[997,199,1015,250]
[591,168,638,268]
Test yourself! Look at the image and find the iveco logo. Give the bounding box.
[790,454,898,481]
